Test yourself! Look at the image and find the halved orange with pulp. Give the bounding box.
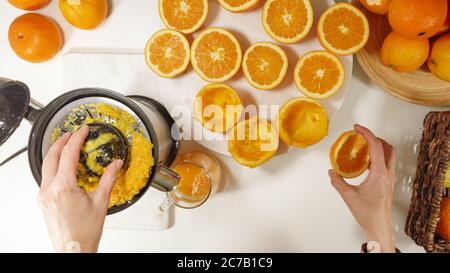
[294,50,345,99]
[317,3,369,55]
[228,116,279,168]
[158,0,208,34]
[217,0,262,12]
[276,97,328,148]
[191,27,242,83]
[360,0,391,15]
[145,29,190,78]
[242,42,288,90]
[194,83,243,133]
[330,130,370,179]
[262,0,314,44]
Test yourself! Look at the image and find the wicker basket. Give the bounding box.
[405,111,450,253]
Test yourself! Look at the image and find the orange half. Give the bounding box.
[217,0,262,12]
[228,116,279,168]
[262,0,314,44]
[276,97,329,148]
[8,0,50,10]
[317,3,369,55]
[158,0,208,34]
[194,83,243,133]
[191,27,242,83]
[330,130,370,179]
[242,42,288,90]
[294,50,345,99]
[145,29,190,78]
[360,0,391,15]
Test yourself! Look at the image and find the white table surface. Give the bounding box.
[0,0,448,253]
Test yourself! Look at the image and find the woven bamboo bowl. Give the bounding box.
[353,0,450,107]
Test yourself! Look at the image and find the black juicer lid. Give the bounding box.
[0,81,30,146]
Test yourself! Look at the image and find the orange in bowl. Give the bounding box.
[228,116,279,168]
[294,50,345,99]
[8,0,50,10]
[145,29,190,78]
[191,27,242,83]
[381,31,430,73]
[59,0,108,30]
[276,97,328,149]
[159,0,208,34]
[217,0,262,12]
[439,0,450,34]
[330,130,370,179]
[262,0,314,44]
[194,83,243,133]
[8,13,63,63]
[242,42,288,90]
[428,33,450,82]
[388,0,447,39]
[317,2,369,55]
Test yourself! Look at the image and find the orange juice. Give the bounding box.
[173,163,211,201]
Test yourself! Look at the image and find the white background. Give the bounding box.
[0,0,448,252]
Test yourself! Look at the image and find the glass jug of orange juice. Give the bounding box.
[159,152,221,210]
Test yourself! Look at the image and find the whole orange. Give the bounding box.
[436,197,450,241]
[360,0,390,15]
[388,0,448,39]
[381,31,430,72]
[428,33,450,82]
[446,0,450,27]
[8,0,50,10]
[8,13,63,63]
[59,0,108,30]
[437,0,450,34]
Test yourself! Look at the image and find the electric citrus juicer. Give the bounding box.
[0,77,181,214]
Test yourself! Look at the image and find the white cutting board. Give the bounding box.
[62,0,352,157]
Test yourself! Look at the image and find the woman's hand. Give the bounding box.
[38,126,123,253]
[329,124,397,253]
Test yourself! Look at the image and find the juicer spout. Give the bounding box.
[152,165,180,192]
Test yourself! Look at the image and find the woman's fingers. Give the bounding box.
[92,160,123,206]
[354,124,386,171]
[41,132,72,187]
[329,169,355,201]
[379,138,396,172]
[58,126,89,186]
[388,148,397,175]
